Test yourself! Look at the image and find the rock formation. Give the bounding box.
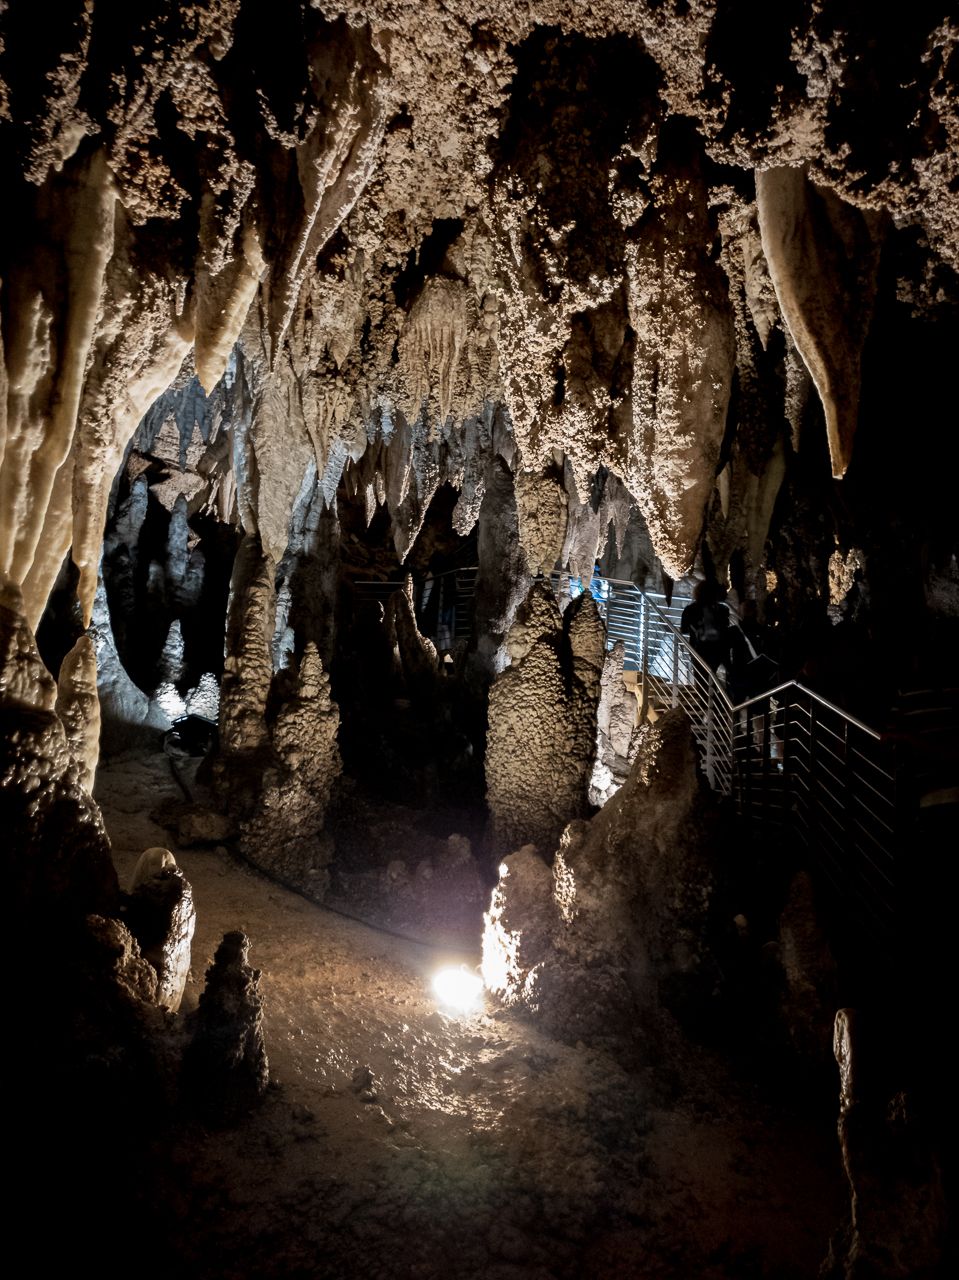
[825,1009,948,1279]
[486,582,605,858]
[1,575,117,922]
[0,3,952,718]
[231,642,342,895]
[183,930,270,1128]
[55,633,100,793]
[483,709,724,1041]
[589,640,642,807]
[124,857,196,1013]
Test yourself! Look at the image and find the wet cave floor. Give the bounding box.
[96,749,846,1280]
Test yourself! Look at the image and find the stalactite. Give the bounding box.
[756,166,884,479]
[1,149,116,622]
[625,148,736,581]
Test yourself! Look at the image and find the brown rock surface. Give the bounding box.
[483,708,724,1042]
[485,582,604,858]
[183,929,270,1127]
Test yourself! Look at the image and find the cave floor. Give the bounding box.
[97,751,846,1280]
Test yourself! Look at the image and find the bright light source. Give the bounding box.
[432,966,484,1015]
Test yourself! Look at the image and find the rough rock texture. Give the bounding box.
[589,639,641,806]
[55,633,100,793]
[824,1009,948,1279]
[483,709,723,1042]
[1,2,953,696]
[66,913,171,1103]
[218,533,275,758]
[237,643,342,895]
[183,930,270,1127]
[0,9,954,1273]
[486,582,604,858]
[124,860,196,1013]
[624,129,737,578]
[1,574,117,921]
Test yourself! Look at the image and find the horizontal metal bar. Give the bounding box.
[734,682,883,740]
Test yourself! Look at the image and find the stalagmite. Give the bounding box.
[386,582,440,701]
[237,643,342,895]
[0,6,956,1274]
[589,640,641,807]
[219,536,276,757]
[483,710,722,1042]
[125,857,196,1014]
[55,634,100,793]
[183,931,269,1128]
[486,583,604,857]
[91,577,171,748]
[1,574,116,921]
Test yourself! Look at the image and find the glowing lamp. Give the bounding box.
[432,966,484,1015]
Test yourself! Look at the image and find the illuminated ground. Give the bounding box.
[97,751,845,1280]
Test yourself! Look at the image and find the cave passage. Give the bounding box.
[3,4,957,1278]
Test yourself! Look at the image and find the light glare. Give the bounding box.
[432,966,483,1014]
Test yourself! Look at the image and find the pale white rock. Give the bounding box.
[131,847,178,893]
[56,634,101,793]
[756,166,883,478]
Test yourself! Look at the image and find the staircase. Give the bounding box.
[558,574,954,942]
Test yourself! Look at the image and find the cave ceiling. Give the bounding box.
[0,0,957,627]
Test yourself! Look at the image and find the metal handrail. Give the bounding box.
[353,566,479,646]
[554,573,914,939]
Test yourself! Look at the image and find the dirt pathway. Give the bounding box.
[96,750,845,1279]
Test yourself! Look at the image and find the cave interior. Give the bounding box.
[2,3,958,1277]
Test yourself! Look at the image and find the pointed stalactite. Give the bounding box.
[1,149,116,628]
[756,166,884,479]
[625,149,736,580]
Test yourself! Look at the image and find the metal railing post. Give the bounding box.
[671,628,680,708]
[843,719,855,848]
[705,677,716,788]
[781,692,791,826]
[639,594,650,721]
[808,696,818,848]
